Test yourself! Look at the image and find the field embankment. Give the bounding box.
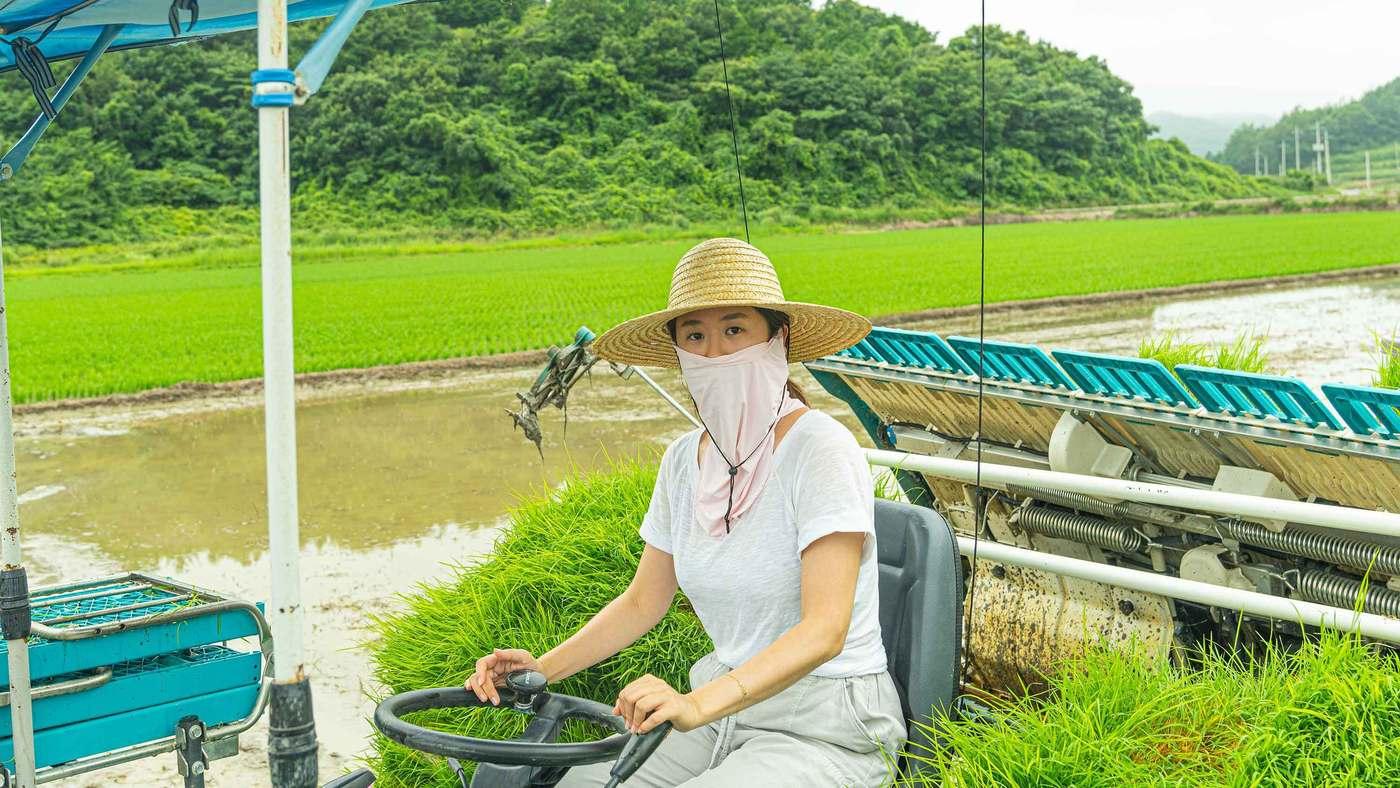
[8,211,1399,403]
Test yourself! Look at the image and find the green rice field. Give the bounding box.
[8,211,1400,403]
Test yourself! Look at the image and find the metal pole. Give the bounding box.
[864,450,1400,539]
[0,223,35,786]
[256,0,316,783]
[628,367,701,429]
[956,536,1400,643]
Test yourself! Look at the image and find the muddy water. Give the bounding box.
[27,274,1399,785]
[910,275,1400,385]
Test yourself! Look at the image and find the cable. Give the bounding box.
[961,0,988,689]
[711,0,749,243]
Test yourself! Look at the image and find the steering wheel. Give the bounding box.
[374,670,672,788]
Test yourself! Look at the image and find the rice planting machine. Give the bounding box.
[806,326,1400,693]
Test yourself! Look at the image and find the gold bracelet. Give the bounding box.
[723,672,750,700]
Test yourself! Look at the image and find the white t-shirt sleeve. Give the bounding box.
[793,423,875,553]
[639,438,679,554]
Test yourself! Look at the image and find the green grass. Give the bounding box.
[908,631,1400,786]
[365,459,712,788]
[1139,329,1272,376]
[7,211,1400,402]
[1373,331,1400,389]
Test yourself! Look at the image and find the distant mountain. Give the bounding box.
[1214,77,1400,173]
[1148,112,1276,156]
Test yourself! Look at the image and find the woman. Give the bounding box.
[466,237,906,786]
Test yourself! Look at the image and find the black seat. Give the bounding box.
[873,498,963,774]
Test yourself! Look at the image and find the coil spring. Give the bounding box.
[1011,505,1147,553]
[1297,570,1400,619]
[1228,520,1400,577]
[1006,485,1132,521]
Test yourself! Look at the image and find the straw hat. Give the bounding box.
[592,237,872,367]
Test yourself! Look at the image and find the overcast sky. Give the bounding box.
[861,1,1397,119]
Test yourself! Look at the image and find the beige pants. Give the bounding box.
[556,652,907,787]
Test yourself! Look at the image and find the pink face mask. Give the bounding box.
[675,332,804,537]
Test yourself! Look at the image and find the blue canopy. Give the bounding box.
[0,0,412,72]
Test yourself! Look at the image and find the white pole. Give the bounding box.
[256,0,304,683]
[1280,141,1286,176]
[1324,129,1333,185]
[864,450,1400,539]
[957,536,1400,643]
[0,223,36,786]
[1294,127,1300,170]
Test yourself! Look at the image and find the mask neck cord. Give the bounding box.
[691,386,789,533]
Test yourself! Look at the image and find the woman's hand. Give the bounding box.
[614,673,704,734]
[464,648,543,706]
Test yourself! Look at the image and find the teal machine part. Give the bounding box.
[946,336,1078,390]
[843,327,972,374]
[1177,366,1344,429]
[804,365,933,507]
[1322,383,1400,439]
[0,574,269,777]
[1052,349,1197,407]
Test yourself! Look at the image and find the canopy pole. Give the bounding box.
[255,0,316,783]
[0,222,36,787]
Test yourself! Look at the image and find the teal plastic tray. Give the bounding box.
[0,645,260,737]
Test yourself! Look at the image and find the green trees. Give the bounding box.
[1215,77,1400,174]
[0,0,1265,248]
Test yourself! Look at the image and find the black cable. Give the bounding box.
[962,0,988,688]
[711,0,750,243]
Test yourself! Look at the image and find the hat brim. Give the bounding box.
[592,300,872,367]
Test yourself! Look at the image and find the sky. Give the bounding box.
[860,1,1399,120]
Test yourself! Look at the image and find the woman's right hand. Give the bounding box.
[464,648,544,706]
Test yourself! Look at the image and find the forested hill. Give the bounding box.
[1,0,1265,248]
[1215,77,1400,173]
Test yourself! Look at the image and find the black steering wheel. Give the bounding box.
[373,670,672,788]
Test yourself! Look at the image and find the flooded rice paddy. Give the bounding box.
[32,273,1399,785]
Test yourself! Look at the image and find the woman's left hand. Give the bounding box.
[614,673,704,734]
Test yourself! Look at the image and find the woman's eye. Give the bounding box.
[686,332,702,342]
[725,326,742,335]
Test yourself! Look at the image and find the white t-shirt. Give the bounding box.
[640,409,887,678]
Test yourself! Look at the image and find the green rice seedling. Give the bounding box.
[1372,330,1400,389]
[1211,329,1271,374]
[1138,331,1211,372]
[5,211,1400,403]
[900,630,1400,786]
[1140,329,1271,380]
[365,459,712,787]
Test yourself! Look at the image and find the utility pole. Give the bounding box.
[1365,151,1372,190]
[1255,146,1261,176]
[1323,129,1333,186]
[1281,141,1287,176]
[1313,123,1324,174]
[1294,127,1301,170]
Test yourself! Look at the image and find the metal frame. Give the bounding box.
[13,572,275,784]
[807,356,1400,461]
